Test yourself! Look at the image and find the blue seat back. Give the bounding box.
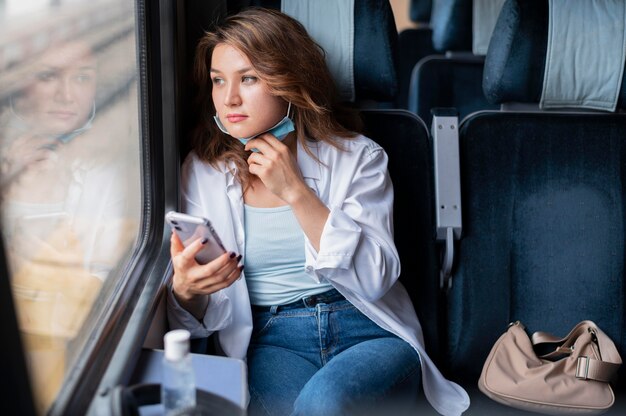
[450,112,626,383]
[397,25,436,108]
[361,109,441,356]
[408,0,499,124]
[410,0,433,24]
[430,0,472,52]
[409,54,497,124]
[446,0,626,386]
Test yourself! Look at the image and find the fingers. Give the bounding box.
[246,146,271,178]
[246,139,283,170]
[13,135,57,157]
[199,250,237,273]
[170,232,184,257]
[6,136,59,175]
[13,134,52,148]
[172,238,242,278]
[172,236,220,273]
[178,236,210,264]
[196,256,243,291]
[245,134,284,154]
[176,252,243,297]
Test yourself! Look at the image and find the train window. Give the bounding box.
[0,0,141,413]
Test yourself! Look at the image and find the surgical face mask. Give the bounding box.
[213,102,295,152]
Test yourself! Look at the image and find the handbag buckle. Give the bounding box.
[588,327,598,344]
[576,356,590,380]
[507,321,525,330]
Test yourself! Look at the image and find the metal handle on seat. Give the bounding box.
[431,109,462,290]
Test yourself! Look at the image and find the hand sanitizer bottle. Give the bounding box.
[162,330,196,415]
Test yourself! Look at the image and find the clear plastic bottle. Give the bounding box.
[162,329,196,415]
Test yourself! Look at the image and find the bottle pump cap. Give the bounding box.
[164,329,190,361]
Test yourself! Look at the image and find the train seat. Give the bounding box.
[408,0,501,125]
[444,0,626,413]
[396,0,436,109]
[410,0,433,23]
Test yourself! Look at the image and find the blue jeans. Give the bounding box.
[247,289,422,416]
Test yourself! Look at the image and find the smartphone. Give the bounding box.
[165,211,227,264]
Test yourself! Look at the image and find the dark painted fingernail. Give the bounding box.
[229,252,236,258]
[236,254,242,261]
[239,265,244,271]
[201,238,208,244]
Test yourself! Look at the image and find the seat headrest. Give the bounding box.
[431,0,505,55]
[251,0,398,103]
[410,0,433,23]
[483,0,626,110]
[430,0,473,52]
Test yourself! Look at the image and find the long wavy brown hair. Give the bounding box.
[192,7,362,187]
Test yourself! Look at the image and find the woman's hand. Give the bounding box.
[1,134,58,188]
[245,134,308,204]
[170,232,242,317]
[245,134,330,251]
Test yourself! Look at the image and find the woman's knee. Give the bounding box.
[291,339,422,416]
[292,380,358,416]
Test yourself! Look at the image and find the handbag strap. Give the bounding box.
[531,321,590,347]
[575,356,622,382]
[529,321,622,382]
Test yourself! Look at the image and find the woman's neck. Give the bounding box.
[243,176,287,208]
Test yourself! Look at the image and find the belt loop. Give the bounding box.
[270,305,279,315]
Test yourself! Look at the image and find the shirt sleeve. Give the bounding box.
[166,287,233,338]
[304,144,401,302]
[165,154,233,336]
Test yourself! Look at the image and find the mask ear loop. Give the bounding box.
[87,100,96,124]
[286,102,292,118]
[9,94,27,125]
[213,113,230,135]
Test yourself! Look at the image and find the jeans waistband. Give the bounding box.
[251,288,346,312]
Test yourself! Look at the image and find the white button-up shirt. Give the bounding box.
[167,135,470,415]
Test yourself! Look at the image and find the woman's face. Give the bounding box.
[15,41,97,135]
[210,43,288,139]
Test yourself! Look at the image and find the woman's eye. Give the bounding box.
[211,77,224,85]
[75,73,93,83]
[36,71,57,81]
[242,75,257,84]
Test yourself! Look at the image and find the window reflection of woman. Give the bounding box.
[0,39,103,274]
[1,41,97,189]
[14,40,97,137]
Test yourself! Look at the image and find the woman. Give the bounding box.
[1,40,97,190]
[0,39,135,279]
[167,8,469,416]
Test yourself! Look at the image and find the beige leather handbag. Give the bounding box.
[479,321,622,415]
